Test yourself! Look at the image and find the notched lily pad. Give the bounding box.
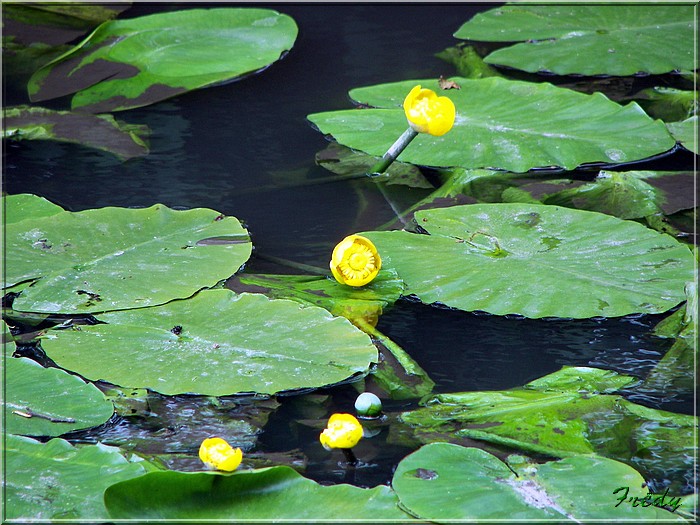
[40,289,378,396]
[2,106,149,160]
[392,443,686,522]
[454,5,696,76]
[4,196,252,313]
[5,356,114,437]
[364,203,695,319]
[308,77,675,173]
[28,8,299,112]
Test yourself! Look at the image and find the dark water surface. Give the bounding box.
[3,2,694,493]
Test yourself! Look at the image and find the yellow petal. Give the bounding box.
[330,234,381,287]
[319,413,363,450]
[403,84,456,136]
[198,437,243,472]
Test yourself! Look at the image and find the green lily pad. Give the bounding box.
[104,466,412,520]
[4,197,252,313]
[542,171,696,219]
[4,192,64,224]
[28,8,298,112]
[668,116,699,154]
[399,367,697,491]
[40,289,378,396]
[5,356,114,436]
[634,87,697,122]
[454,5,696,76]
[392,443,686,521]
[364,203,694,318]
[5,435,147,521]
[2,106,149,160]
[307,77,675,173]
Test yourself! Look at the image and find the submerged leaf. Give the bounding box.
[41,289,378,396]
[308,77,675,173]
[27,8,298,112]
[364,203,694,318]
[2,106,149,160]
[454,5,696,76]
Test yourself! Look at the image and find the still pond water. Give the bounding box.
[3,3,694,491]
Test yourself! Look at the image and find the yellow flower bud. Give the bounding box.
[330,234,381,287]
[403,85,456,136]
[198,437,243,472]
[319,413,363,450]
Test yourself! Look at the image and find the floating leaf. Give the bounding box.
[454,5,696,76]
[104,466,412,520]
[364,203,694,318]
[4,197,252,313]
[5,435,146,521]
[399,367,697,491]
[5,356,114,437]
[435,44,502,79]
[308,77,675,173]
[28,8,298,112]
[633,87,697,122]
[392,443,686,522]
[41,289,378,396]
[2,106,149,160]
[667,116,699,154]
[4,192,64,224]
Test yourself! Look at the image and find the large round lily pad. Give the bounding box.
[392,443,685,521]
[40,289,378,396]
[364,203,694,318]
[5,435,147,521]
[104,467,411,520]
[307,77,675,173]
[4,197,252,313]
[454,5,696,76]
[6,356,114,437]
[28,8,299,112]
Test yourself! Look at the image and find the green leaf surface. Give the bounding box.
[399,367,697,489]
[104,466,412,520]
[668,116,699,154]
[364,203,694,318]
[3,193,64,225]
[634,87,697,122]
[4,197,252,313]
[5,356,114,436]
[392,443,686,522]
[41,289,378,396]
[5,435,146,521]
[454,5,696,76]
[2,106,149,160]
[308,77,674,173]
[28,8,298,112]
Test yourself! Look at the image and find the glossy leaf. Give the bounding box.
[454,5,696,76]
[104,466,411,520]
[41,289,378,396]
[668,116,698,154]
[364,203,694,318]
[399,367,697,490]
[5,435,146,521]
[28,8,298,112]
[392,443,686,521]
[2,106,149,160]
[307,77,675,173]
[4,192,64,224]
[4,197,252,313]
[5,356,114,437]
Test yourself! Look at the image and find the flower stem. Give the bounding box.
[369,127,418,175]
[341,447,358,466]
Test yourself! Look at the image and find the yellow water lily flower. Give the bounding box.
[403,85,456,136]
[198,437,243,472]
[319,413,363,450]
[330,234,381,287]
